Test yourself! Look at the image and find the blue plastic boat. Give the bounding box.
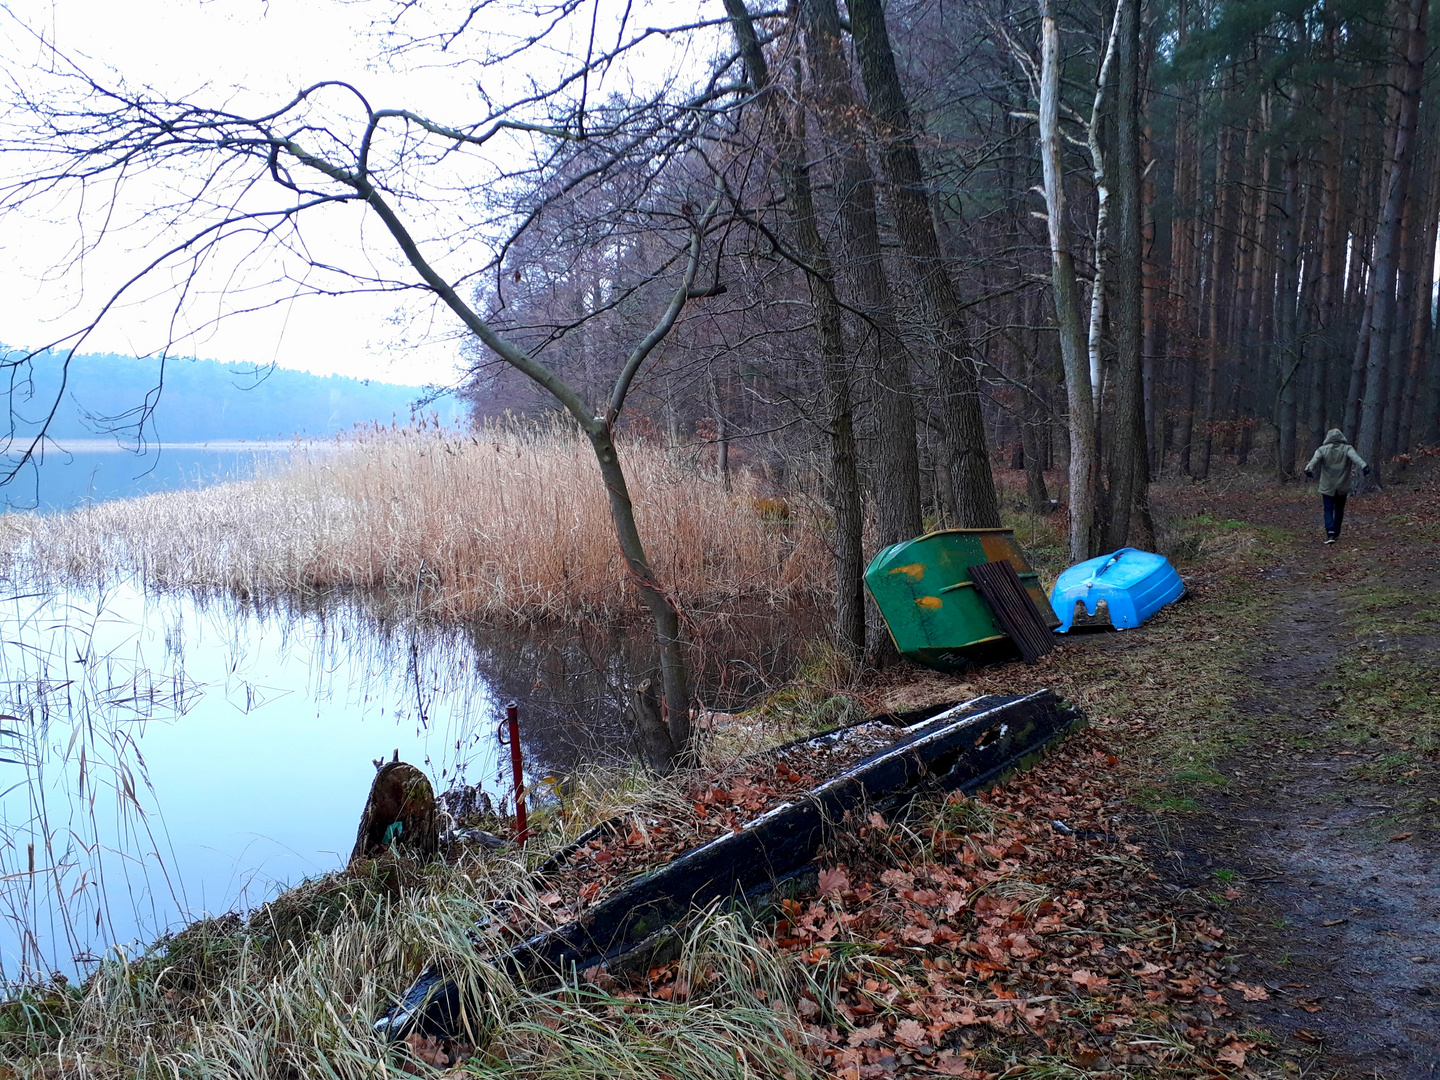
[1049,548,1184,632]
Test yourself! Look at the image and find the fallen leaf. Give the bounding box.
[818,867,850,896]
[1071,969,1110,991]
[1217,1045,1246,1068]
[846,1023,884,1046]
[1294,1029,1323,1043]
[894,1018,928,1047]
[1228,981,1270,1001]
[1389,832,1414,842]
[1321,918,1348,927]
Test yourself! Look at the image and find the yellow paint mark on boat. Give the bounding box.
[915,596,943,610]
[889,563,926,581]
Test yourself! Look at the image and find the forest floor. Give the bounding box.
[1139,470,1440,1079]
[854,463,1440,1079]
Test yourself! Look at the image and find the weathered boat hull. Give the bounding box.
[864,529,1058,671]
[375,689,1081,1042]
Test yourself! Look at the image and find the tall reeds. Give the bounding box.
[0,421,831,626]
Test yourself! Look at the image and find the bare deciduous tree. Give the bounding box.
[0,6,755,768]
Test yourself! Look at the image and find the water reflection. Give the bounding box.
[0,575,813,982]
[0,582,525,981]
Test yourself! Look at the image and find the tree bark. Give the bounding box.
[1398,121,1440,453]
[709,373,731,492]
[1105,0,1147,548]
[724,0,866,659]
[800,0,921,548]
[1313,47,1344,438]
[847,0,1002,529]
[1034,0,1098,561]
[1199,119,1236,479]
[1357,0,1429,487]
[1275,142,1302,480]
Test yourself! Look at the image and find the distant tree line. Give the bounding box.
[4,350,440,442]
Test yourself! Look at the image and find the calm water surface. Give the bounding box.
[0,580,632,981]
[4,441,293,511]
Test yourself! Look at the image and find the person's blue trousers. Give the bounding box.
[1323,493,1348,537]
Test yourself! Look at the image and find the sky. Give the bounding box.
[0,0,452,382]
[0,0,714,387]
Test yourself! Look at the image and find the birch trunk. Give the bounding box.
[1037,0,1097,561]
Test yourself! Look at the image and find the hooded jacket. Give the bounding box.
[1304,429,1367,496]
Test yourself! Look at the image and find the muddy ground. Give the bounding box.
[1138,477,1440,1078]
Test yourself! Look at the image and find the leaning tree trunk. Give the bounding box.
[356,176,706,772]
[588,427,691,759]
[724,0,866,659]
[1034,0,1098,561]
[800,0,921,551]
[847,0,1002,529]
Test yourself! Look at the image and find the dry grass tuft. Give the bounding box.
[0,850,814,1079]
[0,421,831,626]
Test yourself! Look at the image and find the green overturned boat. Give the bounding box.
[865,528,1058,670]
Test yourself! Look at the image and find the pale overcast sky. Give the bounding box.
[0,0,716,387]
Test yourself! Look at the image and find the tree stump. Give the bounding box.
[351,761,439,863]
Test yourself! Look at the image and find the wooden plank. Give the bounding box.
[375,690,1081,1041]
[968,560,1056,664]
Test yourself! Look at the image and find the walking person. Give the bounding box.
[1304,428,1369,544]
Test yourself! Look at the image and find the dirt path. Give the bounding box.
[1153,483,1440,1078]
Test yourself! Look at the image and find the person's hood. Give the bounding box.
[1324,428,1348,446]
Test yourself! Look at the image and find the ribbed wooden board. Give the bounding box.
[968,560,1056,664]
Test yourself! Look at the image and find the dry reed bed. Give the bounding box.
[0,425,831,624]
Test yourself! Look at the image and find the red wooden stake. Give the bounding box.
[504,700,528,845]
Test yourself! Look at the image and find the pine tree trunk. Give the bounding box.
[1384,186,1418,457]
[1106,0,1147,548]
[1199,119,1236,479]
[1313,57,1344,436]
[1357,0,1429,487]
[1398,122,1440,453]
[1275,144,1302,479]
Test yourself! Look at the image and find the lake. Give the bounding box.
[2,440,296,511]
[0,579,639,982]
